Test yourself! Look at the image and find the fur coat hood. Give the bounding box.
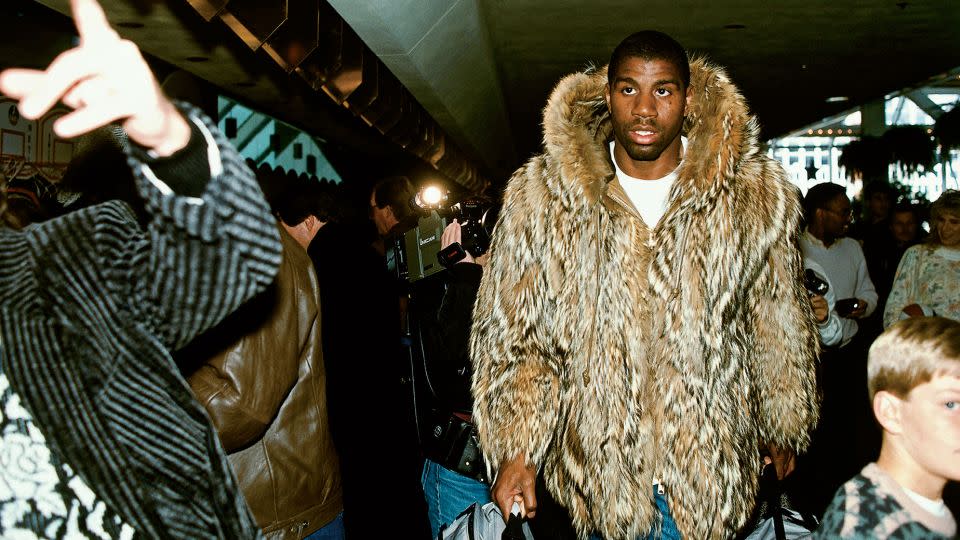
[470,58,820,540]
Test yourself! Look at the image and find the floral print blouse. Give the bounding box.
[884,245,960,328]
[0,365,135,538]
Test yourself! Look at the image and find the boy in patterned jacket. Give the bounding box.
[817,316,960,538]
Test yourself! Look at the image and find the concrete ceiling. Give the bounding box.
[333,0,960,177]
[12,0,960,185]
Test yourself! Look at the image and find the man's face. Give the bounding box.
[604,56,690,175]
[894,375,960,483]
[369,191,396,237]
[819,194,852,237]
[890,210,918,244]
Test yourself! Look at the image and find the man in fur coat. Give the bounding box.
[470,31,820,539]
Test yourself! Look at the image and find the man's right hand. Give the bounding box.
[493,455,538,522]
[809,294,829,323]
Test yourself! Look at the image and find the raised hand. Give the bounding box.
[0,0,190,156]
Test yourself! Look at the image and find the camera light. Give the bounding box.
[414,184,447,209]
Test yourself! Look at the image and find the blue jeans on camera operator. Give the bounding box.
[422,458,492,537]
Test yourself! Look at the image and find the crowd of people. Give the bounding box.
[0,2,958,539]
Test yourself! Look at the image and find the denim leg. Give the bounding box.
[303,511,345,540]
[422,460,441,538]
[649,489,681,540]
[588,486,681,540]
[422,458,492,538]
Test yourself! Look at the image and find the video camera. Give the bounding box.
[398,186,498,283]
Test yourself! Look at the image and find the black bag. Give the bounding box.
[426,412,488,483]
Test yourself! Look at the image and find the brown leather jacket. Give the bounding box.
[186,226,342,539]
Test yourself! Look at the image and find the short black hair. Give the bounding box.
[803,182,847,223]
[372,175,416,222]
[260,167,341,226]
[608,30,690,89]
[891,202,919,220]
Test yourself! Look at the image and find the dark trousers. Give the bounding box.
[786,330,881,518]
[528,473,579,540]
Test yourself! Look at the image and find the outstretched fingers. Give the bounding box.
[54,101,129,139]
[72,0,120,47]
[15,48,101,120]
[0,69,46,100]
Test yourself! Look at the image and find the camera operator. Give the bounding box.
[421,219,492,537]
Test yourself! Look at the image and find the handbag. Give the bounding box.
[426,412,488,483]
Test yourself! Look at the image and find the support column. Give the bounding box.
[861,100,886,137]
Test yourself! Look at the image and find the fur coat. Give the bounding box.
[470,58,820,540]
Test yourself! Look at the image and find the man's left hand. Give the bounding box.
[764,444,796,480]
[848,299,868,319]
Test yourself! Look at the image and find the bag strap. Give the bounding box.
[502,513,526,540]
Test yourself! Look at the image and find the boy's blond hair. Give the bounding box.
[868,316,960,401]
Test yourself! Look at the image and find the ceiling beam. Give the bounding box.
[326,0,517,180]
[905,90,946,121]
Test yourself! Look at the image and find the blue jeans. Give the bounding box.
[588,487,680,540]
[303,511,345,540]
[421,458,492,538]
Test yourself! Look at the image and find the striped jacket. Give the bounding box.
[0,107,282,538]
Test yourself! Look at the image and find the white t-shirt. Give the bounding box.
[609,138,686,228]
[903,486,950,518]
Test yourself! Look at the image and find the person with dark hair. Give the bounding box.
[471,30,819,540]
[801,181,878,347]
[270,175,331,232]
[2,179,51,229]
[370,174,417,238]
[850,181,895,242]
[797,182,880,515]
[802,181,848,226]
[0,0,281,537]
[863,203,925,317]
[181,172,344,540]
